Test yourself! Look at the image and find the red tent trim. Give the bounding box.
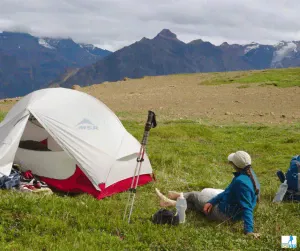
[39,165,153,199]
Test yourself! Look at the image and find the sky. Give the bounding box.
[0,0,299,51]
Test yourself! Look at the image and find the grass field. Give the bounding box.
[201,67,300,88]
[1,118,300,250]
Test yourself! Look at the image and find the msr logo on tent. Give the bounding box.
[76,119,98,130]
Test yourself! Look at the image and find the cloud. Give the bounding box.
[0,0,299,51]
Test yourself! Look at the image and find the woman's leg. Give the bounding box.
[184,188,229,222]
[155,188,176,207]
[206,204,229,222]
[183,191,207,212]
[168,191,181,200]
[183,188,224,213]
[167,188,224,201]
[155,188,229,222]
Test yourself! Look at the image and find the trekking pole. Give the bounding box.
[123,110,157,223]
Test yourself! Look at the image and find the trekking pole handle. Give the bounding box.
[141,111,156,145]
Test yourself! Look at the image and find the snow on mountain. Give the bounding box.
[40,38,61,48]
[38,38,55,49]
[80,43,97,51]
[79,43,112,57]
[272,41,298,66]
[244,42,260,54]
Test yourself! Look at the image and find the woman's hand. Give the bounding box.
[246,232,260,239]
[203,203,213,215]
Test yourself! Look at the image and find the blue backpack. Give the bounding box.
[276,156,300,201]
[286,155,300,192]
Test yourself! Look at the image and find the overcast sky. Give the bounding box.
[0,0,299,51]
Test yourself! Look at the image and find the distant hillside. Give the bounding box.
[1,67,300,125]
[54,29,300,88]
[58,67,300,124]
[0,31,111,98]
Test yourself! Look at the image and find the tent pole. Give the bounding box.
[123,110,156,223]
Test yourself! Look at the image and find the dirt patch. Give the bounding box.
[1,73,300,124]
[83,74,300,124]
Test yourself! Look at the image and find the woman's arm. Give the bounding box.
[234,181,255,234]
[207,191,225,206]
[204,189,227,214]
[207,183,233,205]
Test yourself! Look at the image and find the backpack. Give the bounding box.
[286,155,300,192]
[151,209,179,226]
[277,155,300,202]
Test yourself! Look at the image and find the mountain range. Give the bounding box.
[0,31,111,98]
[1,29,300,98]
[53,29,300,88]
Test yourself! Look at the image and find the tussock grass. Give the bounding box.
[1,120,300,250]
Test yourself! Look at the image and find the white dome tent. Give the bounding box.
[0,88,153,199]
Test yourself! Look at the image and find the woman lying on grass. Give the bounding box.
[155,150,260,238]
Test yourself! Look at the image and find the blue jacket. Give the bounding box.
[208,169,260,233]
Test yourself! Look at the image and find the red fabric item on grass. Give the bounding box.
[40,138,48,146]
[23,170,34,180]
[39,165,153,199]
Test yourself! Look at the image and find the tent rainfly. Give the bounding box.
[0,88,153,199]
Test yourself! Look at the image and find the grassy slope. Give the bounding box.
[1,120,300,250]
[1,68,300,250]
[200,67,300,87]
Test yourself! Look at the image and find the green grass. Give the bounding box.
[1,120,300,250]
[0,111,7,121]
[201,67,300,87]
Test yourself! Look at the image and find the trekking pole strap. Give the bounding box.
[141,111,156,145]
